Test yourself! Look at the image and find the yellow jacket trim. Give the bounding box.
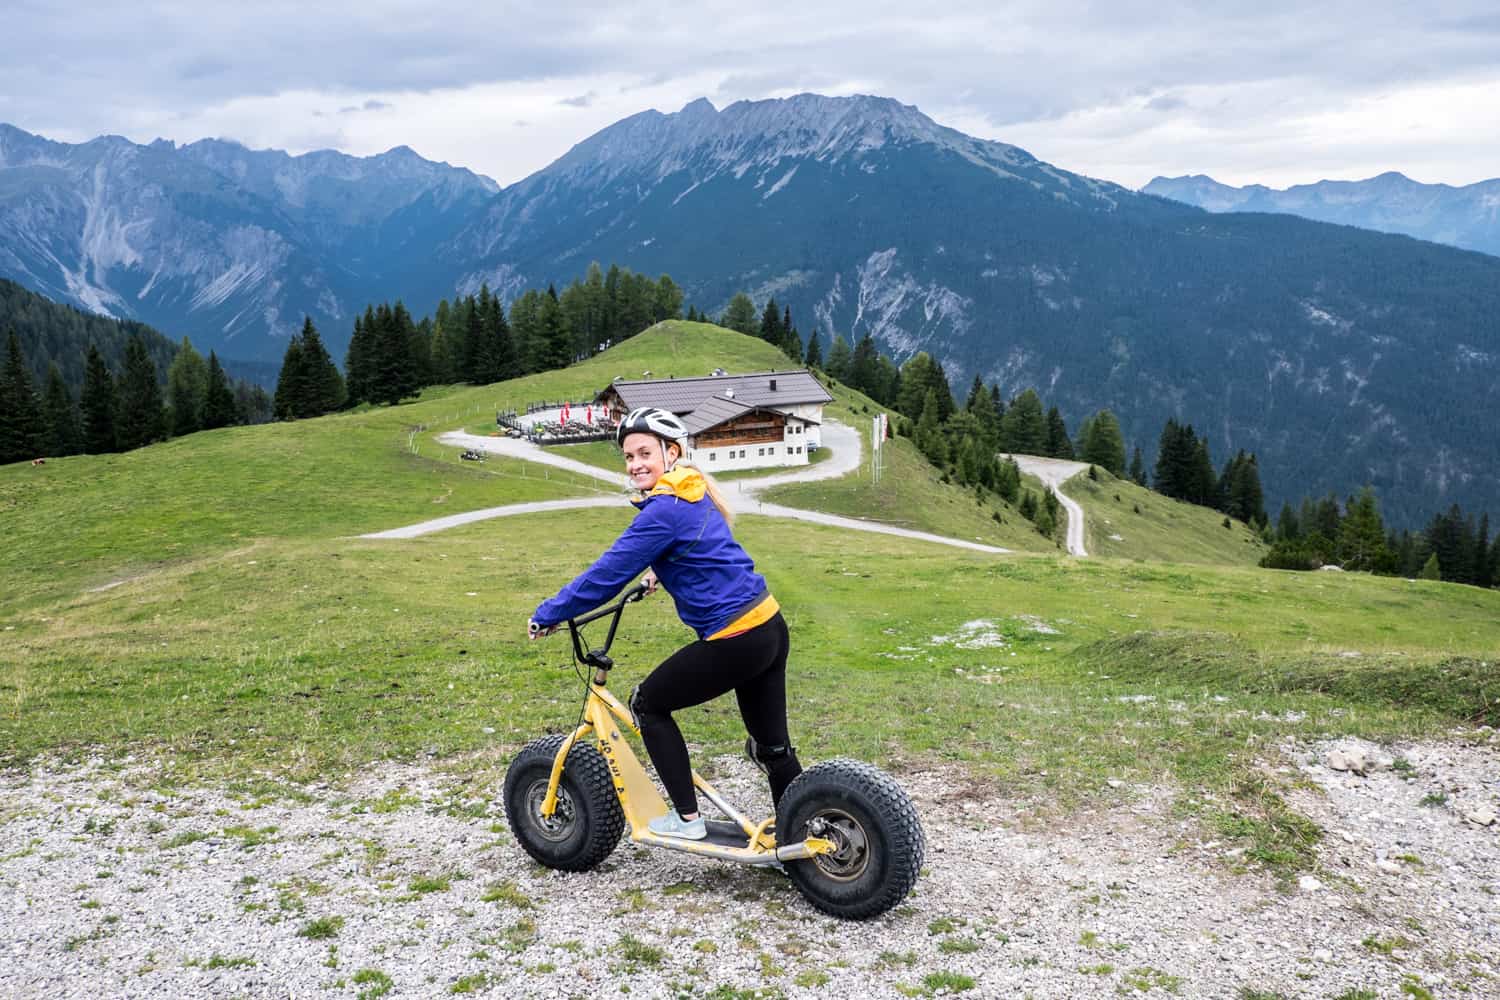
[645,467,707,503]
[707,594,781,641]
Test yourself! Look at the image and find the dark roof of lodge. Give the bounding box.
[600,369,833,413]
[680,396,820,435]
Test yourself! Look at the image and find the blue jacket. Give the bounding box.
[532,468,769,640]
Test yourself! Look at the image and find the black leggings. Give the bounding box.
[630,612,802,816]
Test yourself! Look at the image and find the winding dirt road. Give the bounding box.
[1005,454,1090,556]
[361,424,1010,554]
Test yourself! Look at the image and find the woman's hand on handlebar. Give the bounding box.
[527,619,558,641]
[641,571,659,596]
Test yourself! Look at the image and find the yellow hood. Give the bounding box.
[645,466,707,502]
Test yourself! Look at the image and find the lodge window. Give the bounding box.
[709,452,716,461]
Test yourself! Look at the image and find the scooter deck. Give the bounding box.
[632,819,790,865]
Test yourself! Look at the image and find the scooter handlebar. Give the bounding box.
[567,582,649,629]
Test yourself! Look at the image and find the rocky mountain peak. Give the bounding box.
[540,91,1041,189]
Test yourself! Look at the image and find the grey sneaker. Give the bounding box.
[648,812,707,840]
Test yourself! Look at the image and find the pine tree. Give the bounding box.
[371,305,416,406]
[299,317,346,415]
[1044,407,1074,459]
[1425,504,1476,584]
[80,344,117,454]
[345,311,376,405]
[964,374,987,414]
[759,298,782,346]
[114,334,167,450]
[826,334,852,381]
[914,388,948,465]
[896,353,941,420]
[1129,445,1146,486]
[234,382,274,425]
[1419,552,1441,580]
[1153,419,1187,498]
[1337,486,1388,571]
[722,293,758,337]
[1189,438,1216,507]
[428,320,456,386]
[508,290,542,374]
[1472,513,1492,589]
[654,275,684,324]
[201,352,238,430]
[272,335,306,420]
[782,325,803,362]
[538,292,573,371]
[1276,502,1300,541]
[166,336,208,436]
[1078,410,1126,476]
[486,292,518,380]
[1489,529,1500,589]
[0,330,46,462]
[804,330,823,369]
[848,336,881,398]
[42,363,81,456]
[995,456,1022,504]
[1000,389,1046,454]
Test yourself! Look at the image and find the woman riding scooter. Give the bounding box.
[528,406,802,840]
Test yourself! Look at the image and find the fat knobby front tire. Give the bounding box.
[777,758,925,920]
[503,734,624,872]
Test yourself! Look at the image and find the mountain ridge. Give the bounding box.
[1143,171,1500,257]
[3,97,1499,525]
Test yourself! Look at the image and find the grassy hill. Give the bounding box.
[4,318,1499,876]
[1068,466,1267,564]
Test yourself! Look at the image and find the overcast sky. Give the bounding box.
[4,1,1498,190]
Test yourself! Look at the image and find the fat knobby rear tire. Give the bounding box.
[778,758,925,920]
[503,734,624,872]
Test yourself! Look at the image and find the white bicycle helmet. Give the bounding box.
[614,406,688,448]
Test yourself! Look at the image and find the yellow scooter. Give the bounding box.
[503,584,925,920]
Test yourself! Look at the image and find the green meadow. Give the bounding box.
[4,321,1497,872]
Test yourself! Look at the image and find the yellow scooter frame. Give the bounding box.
[539,587,834,866]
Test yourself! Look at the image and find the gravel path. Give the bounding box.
[4,733,1495,998]
[1005,455,1090,557]
[366,425,1009,554]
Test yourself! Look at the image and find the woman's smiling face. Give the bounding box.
[622,432,679,491]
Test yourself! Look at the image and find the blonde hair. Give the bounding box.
[677,460,735,527]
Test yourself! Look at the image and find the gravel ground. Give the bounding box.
[3,734,1496,999]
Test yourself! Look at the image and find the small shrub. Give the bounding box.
[450,973,490,994]
[297,916,344,940]
[616,933,663,966]
[164,831,207,849]
[480,880,533,908]
[921,971,975,993]
[353,968,394,1000]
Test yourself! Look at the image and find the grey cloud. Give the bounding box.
[3,1,1499,185]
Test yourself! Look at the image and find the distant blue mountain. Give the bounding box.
[0,124,497,362]
[1143,172,1500,257]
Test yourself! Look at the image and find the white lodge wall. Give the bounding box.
[686,412,813,472]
